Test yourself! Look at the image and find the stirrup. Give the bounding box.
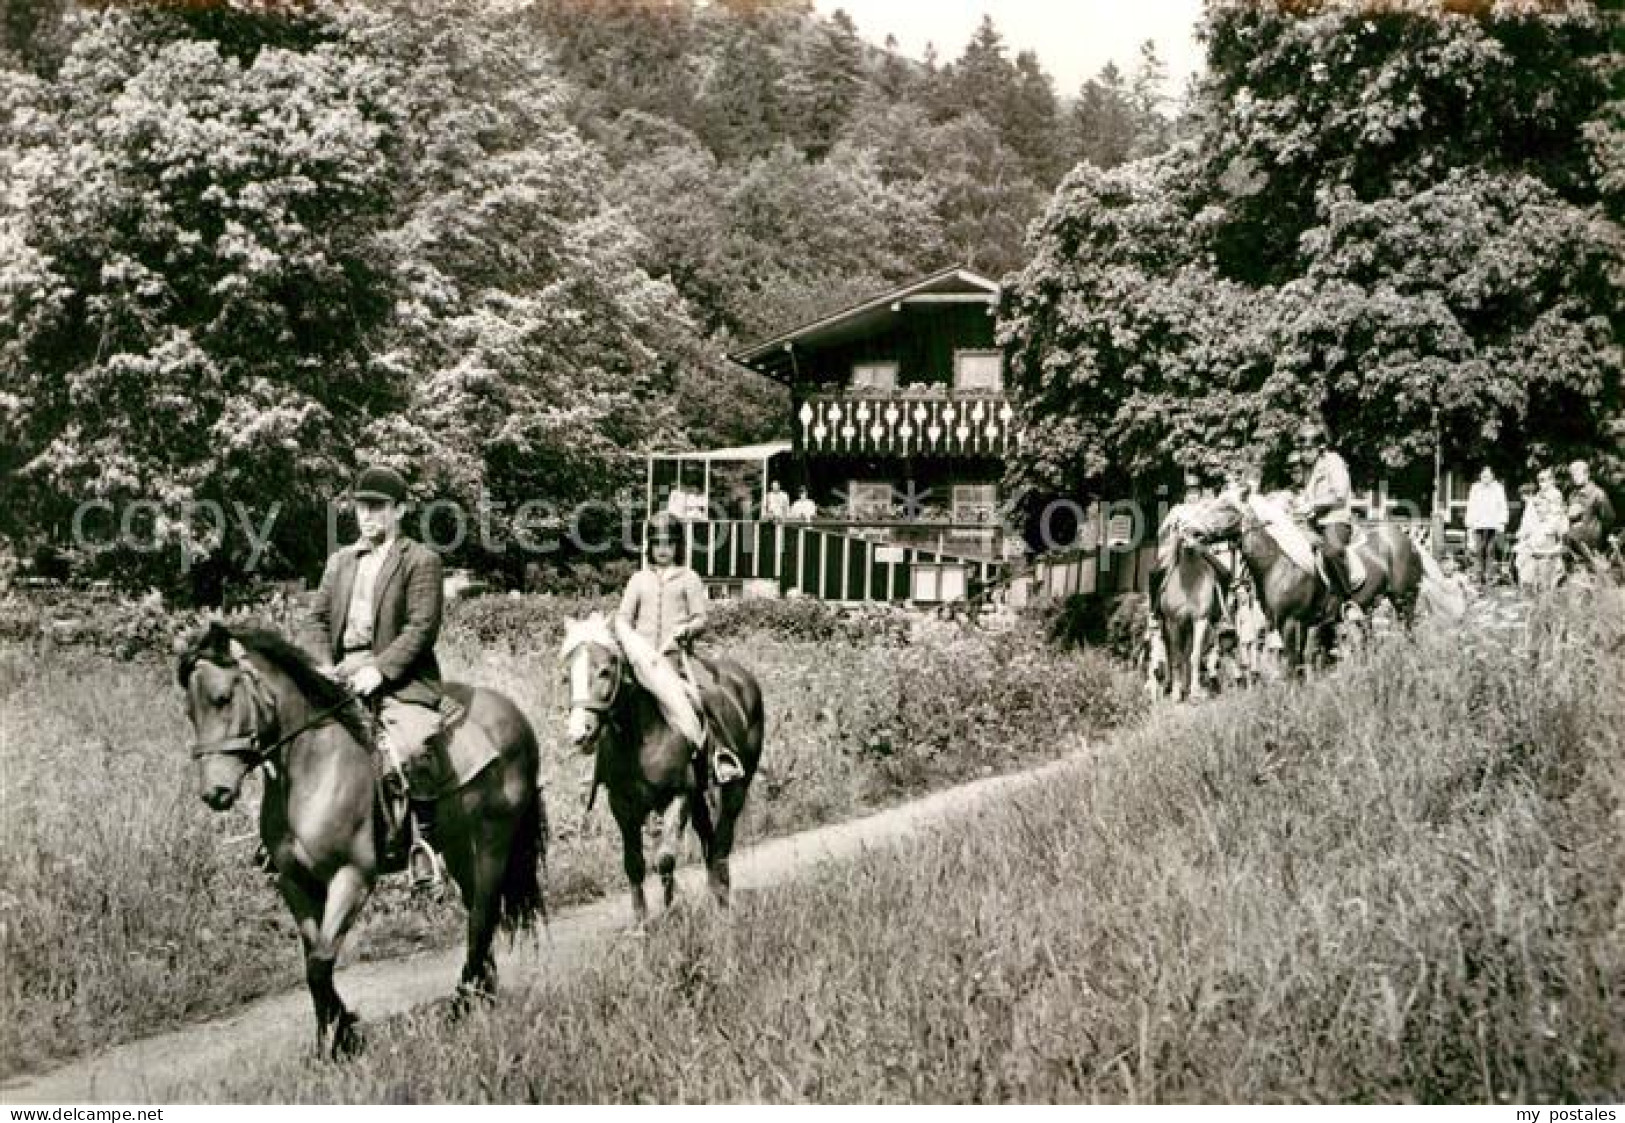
[408,838,446,896]
[711,748,745,786]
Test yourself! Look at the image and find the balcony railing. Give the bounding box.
[794,389,1018,458]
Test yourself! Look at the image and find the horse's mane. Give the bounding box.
[177,623,372,745]
[559,613,617,661]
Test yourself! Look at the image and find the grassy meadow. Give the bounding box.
[0,596,1141,1078]
[165,591,1625,1103]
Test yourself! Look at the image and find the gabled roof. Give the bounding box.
[728,266,1000,383]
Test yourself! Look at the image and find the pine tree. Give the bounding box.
[874,32,913,102]
[1006,49,1065,186]
[784,7,864,158]
[696,23,783,161]
[1071,62,1140,170]
[1129,39,1172,158]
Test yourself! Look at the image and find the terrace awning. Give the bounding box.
[645,442,793,520]
[647,441,791,464]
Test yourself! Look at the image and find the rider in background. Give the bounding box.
[307,465,447,891]
[618,515,745,785]
[1294,421,1356,615]
[1514,473,1567,592]
[1149,469,1208,607]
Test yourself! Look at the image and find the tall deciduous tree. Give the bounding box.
[1004,0,1622,512]
[1,2,713,588]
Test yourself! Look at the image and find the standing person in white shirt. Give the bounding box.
[788,487,818,521]
[1465,466,1509,586]
[763,480,790,521]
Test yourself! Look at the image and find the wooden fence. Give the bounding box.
[678,520,1004,603]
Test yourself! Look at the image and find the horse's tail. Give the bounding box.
[1404,527,1467,622]
[498,778,548,933]
[1413,532,1447,584]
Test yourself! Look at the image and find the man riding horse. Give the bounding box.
[1185,429,1426,675]
[306,464,449,892]
[1293,420,1359,621]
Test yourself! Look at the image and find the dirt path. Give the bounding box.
[2,747,1091,1103]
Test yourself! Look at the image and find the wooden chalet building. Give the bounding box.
[647,267,1019,603]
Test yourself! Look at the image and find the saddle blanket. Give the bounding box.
[430,691,501,796]
[1247,493,1367,589]
[377,690,501,799]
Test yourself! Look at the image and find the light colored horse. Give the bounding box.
[1154,536,1228,701]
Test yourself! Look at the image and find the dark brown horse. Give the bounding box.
[1154,535,1228,702]
[1191,487,1424,674]
[558,614,764,924]
[176,622,546,1055]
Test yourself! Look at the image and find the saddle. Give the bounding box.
[370,693,501,873]
[1248,497,1369,594]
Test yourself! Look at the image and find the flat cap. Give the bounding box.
[352,465,410,504]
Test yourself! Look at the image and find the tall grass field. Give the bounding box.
[164,591,1623,1103]
[0,596,1139,1078]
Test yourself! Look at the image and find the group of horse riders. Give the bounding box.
[298,464,743,894]
[1147,418,1617,697]
[321,427,1350,885]
[182,463,761,1044]
[292,427,1603,883]
[1145,420,1398,697]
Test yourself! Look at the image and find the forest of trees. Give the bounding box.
[0,0,1176,593]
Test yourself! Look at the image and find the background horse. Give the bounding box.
[1191,487,1423,675]
[559,614,764,925]
[1154,535,1228,702]
[177,621,545,1055]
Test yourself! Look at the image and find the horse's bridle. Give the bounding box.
[187,650,356,770]
[565,640,626,726]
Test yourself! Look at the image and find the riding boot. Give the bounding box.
[378,767,411,868]
[1324,552,1353,601]
[408,798,446,895]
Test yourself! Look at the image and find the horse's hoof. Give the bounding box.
[327,1010,363,1060]
[448,981,495,1023]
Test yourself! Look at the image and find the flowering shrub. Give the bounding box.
[441,594,612,649]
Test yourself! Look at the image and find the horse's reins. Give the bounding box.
[188,654,363,769]
[564,641,629,813]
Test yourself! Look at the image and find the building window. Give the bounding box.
[851,361,899,392]
[951,483,998,542]
[848,481,894,520]
[911,563,967,603]
[953,350,1003,393]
